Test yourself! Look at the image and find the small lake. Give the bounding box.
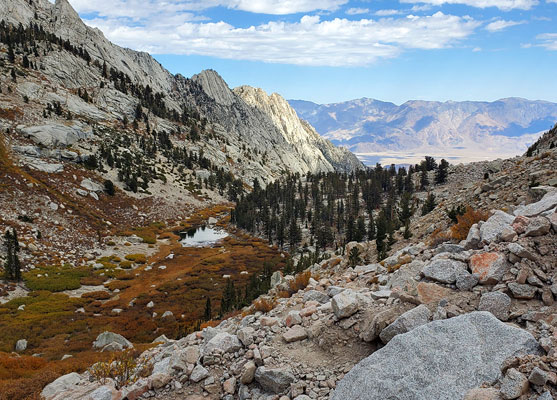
[179,226,228,247]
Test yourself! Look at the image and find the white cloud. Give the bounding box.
[68,0,349,16]
[400,0,538,11]
[485,19,526,31]
[537,33,557,50]
[346,7,370,15]
[85,12,480,66]
[374,9,401,16]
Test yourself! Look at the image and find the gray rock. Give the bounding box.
[508,283,537,299]
[478,292,511,321]
[422,259,467,284]
[20,123,91,147]
[27,159,64,173]
[507,243,536,261]
[89,385,113,400]
[282,325,308,343]
[190,365,209,383]
[241,361,257,384]
[360,308,402,342]
[500,368,529,399]
[303,290,329,304]
[80,178,103,192]
[464,223,481,249]
[436,244,466,254]
[15,339,27,352]
[92,331,132,350]
[270,271,283,288]
[237,327,256,347]
[60,150,78,160]
[203,332,242,355]
[456,271,480,291]
[333,312,541,400]
[332,289,360,319]
[370,289,392,300]
[549,212,557,232]
[354,264,380,275]
[379,304,432,344]
[41,372,82,399]
[514,191,557,217]
[101,342,124,352]
[255,366,295,394]
[525,217,551,237]
[528,366,550,386]
[537,392,553,400]
[152,335,170,344]
[480,211,515,244]
[327,286,345,297]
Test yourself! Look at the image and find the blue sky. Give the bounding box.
[68,0,557,105]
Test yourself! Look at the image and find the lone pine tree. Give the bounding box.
[3,229,21,281]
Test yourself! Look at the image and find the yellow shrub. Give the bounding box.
[288,270,311,293]
[125,254,146,264]
[450,207,489,241]
[253,298,276,313]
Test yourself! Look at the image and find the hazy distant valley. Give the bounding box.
[290,97,557,165]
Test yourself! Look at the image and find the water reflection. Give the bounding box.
[179,226,228,247]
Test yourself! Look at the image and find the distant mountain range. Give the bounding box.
[289,97,557,166]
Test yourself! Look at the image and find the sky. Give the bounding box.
[65,0,557,105]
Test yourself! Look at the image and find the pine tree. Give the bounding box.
[421,193,436,216]
[398,192,413,225]
[3,229,21,281]
[375,211,388,261]
[435,159,449,184]
[367,212,376,240]
[204,297,212,321]
[355,216,366,242]
[420,166,429,190]
[8,45,15,63]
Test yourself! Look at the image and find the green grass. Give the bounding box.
[23,265,92,292]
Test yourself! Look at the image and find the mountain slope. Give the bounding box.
[0,0,363,189]
[290,97,557,165]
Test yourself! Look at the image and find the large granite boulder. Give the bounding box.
[92,331,132,350]
[333,312,540,400]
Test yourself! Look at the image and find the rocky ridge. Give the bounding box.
[0,0,363,187]
[39,145,557,400]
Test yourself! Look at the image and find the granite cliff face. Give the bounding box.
[234,86,363,173]
[0,0,363,184]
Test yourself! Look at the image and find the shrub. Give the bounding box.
[449,207,489,241]
[288,270,311,294]
[81,291,111,300]
[125,254,146,264]
[23,265,91,292]
[120,261,133,269]
[90,350,152,389]
[446,204,467,224]
[80,275,107,286]
[253,298,276,313]
[105,281,131,291]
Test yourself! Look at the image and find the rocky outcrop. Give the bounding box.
[333,312,541,400]
[235,86,363,173]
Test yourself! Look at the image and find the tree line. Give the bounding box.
[231,157,449,261]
